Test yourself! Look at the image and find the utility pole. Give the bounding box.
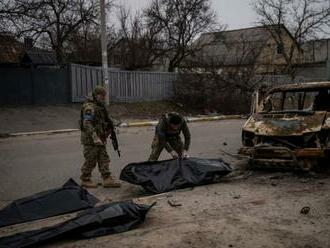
[100,0,110,105]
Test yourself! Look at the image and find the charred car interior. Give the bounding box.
[240,82,330,170]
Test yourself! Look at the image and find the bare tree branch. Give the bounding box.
[144,0,221,72]
[0,0,113,63]
[254,0,330,79]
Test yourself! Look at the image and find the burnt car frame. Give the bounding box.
[239,82,330,170]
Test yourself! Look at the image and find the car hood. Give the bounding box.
[243,111,327,136]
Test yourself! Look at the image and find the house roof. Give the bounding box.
[21,50,58,65]
[200,25,271,44]
[194,25,300,66]
[0,33,57,66]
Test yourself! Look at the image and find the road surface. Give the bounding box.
[0,119,244,203]
[1,119,329,248]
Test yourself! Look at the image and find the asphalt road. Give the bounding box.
[0,119,245,203]
[1,118,329,248]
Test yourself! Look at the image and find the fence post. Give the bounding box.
[327,60,330,80]
[68,64,72,103]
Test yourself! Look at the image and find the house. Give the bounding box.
[21,51,58,68]
[188,25,303,74]
[0,32,57,68]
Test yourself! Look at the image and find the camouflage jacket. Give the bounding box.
[155,113,191,152]
[80,98,114,145]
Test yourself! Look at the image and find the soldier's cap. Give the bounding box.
[168,113,182,125]
[93,86,107,96]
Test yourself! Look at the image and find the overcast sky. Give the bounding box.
[118,0,257,30]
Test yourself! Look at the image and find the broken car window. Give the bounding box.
[304,91,318,110]
[260,89,330,112]
[261,92,282,112]
[283,92,300,110]
[314,89,330,111]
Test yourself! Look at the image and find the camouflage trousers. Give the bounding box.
[80,145,111,181]
[148,135,184,161]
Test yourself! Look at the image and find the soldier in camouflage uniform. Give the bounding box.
[149,112,191,161]
[80,86,121,188]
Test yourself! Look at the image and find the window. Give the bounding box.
[259,90,328,112]
[270,92,283,111]
[283,91,318,111]
[313,89,330,111]
[277,44,284,54]
[283,92,302,111]
[260,92,283,112]
[304,92,318,110]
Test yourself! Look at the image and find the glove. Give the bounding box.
[182,150,189,159]
[92,132,103,145]
[170,151,178,159]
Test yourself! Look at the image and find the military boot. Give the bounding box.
[103,176,121,188]
[81,179,98,188]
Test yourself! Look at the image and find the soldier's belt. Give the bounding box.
[166,135,180,140]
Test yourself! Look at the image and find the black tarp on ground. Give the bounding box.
[0,201,154,248]
[0,179,99,228]
[120,157,232,193]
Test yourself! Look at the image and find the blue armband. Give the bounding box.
[83,114,93,121]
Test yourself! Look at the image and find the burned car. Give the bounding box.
[240,82,330,170]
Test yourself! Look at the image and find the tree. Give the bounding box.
[110,6,165,70]
[174,32,274,114]
[0,0,109,63]
[254,0,330,79]
[173,27,288,114]
[65,25,102,65]
[144,0,220,72]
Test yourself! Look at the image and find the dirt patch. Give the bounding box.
[1,170,329,248]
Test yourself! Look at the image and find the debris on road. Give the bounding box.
[300,206,311,215]
[167,200,182,207]
[0,179,99,228]
[249,199,266,205]
[0,201,154,248]
[120,157,232,194]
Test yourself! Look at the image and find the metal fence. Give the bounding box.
[70,64,177,103]
[0,66,70,105]
[70,63,327,103]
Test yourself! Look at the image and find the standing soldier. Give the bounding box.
[149,112,191,161]
[80,86,121,188]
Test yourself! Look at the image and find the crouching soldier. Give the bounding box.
[80,86,121,188]
[149,112,191,161]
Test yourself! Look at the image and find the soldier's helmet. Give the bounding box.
[93,86,107,97]
[167,112,182,125]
